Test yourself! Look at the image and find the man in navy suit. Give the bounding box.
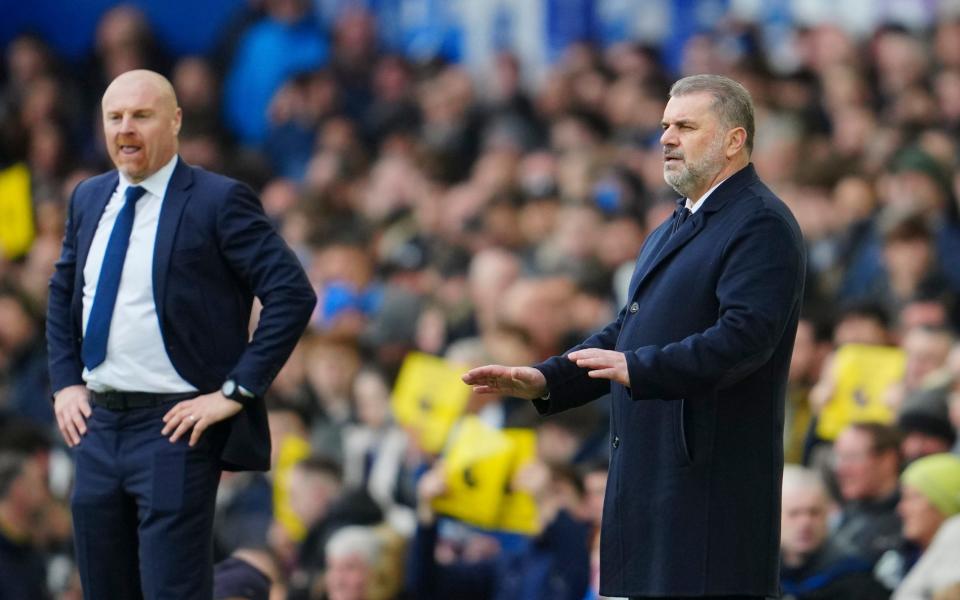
[46,70,316,599]
[464,75,806,599]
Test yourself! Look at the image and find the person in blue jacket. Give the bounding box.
[408,459,590,600]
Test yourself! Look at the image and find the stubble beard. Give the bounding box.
[663,135,726,199]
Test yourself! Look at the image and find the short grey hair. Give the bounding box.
[669,74,755,154]
[325,526,383,565]
[781,464,827,496]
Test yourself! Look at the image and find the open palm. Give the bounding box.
[461,364,547,399]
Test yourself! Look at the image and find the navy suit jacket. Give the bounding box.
[47,158,316,471]
[534,164,805,597]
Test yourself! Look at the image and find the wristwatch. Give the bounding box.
[221,379,256,402]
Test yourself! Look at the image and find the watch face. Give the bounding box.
[222,380,236,397]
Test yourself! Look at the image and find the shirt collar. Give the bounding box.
[118,154,178,199]
[685,173,732,214]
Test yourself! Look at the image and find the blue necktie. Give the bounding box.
[671,203,692,236]
[82,185,147,370]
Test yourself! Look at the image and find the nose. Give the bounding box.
[119,113,135,133]
[660,125,677,148]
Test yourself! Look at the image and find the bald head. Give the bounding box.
[104,70,178,110]
[102,69,181,182]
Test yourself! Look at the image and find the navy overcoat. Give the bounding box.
[535,164,805,598]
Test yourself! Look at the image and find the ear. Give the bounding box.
[725,127,747,158]
[172,107,183,136]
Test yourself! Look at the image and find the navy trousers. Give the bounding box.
[71,400,223,599]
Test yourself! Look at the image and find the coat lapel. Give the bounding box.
[631,214,706,293]
[152,158,194,329]
[630,164,760,298]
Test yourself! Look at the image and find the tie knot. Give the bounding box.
[125,185,146,204]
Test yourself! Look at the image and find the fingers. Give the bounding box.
[568,349,613,362]
[55,402,88,447]
[572,356,615,369]
[161,400,186,426]
[165,413,198,443]
[79,396,92,419]
[162,401,198,443]
[470,385,501,395]
[56,410,80,447]
[587,368,618,380]
[569,350,623,368]
[188,420,207,447]
[568,350,628,385]
[70,406,89,438]
[461,365,509,385]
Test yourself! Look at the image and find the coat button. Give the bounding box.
[629,302,639,314]
[612,435,620,449]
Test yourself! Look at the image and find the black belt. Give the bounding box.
[90,391,198,410]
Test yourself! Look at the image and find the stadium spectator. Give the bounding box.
[0,451,51,600]
[831,422,905,564]
[0,286,50,424]
[5,4,960,598]
[875,453,960,591]
[409,459,590,600]
[779,465,889,600]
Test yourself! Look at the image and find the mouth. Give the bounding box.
[118,144,142,156]
[663,156,683,167]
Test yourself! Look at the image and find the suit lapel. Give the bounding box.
[630,164,760,298]
[75,173,120,278]
[152,158,194,329]
[72,173,120,329]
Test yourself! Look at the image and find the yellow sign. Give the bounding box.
[391,352,470,454]
[495,429,540,534]
[432,416,515,529]
[0,163,33,259]
[273,434,312,541]
[816,344,906,440]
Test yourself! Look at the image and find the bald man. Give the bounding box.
[47,70,315,599]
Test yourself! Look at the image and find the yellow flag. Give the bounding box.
[495,429,540,534]
[816,344,906,440]
[273,434,312,541]
[391,352,470,454]
[0,163,33,259]
[432,416,515,529]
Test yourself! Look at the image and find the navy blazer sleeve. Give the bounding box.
[46,184,84,394]
[531,305,625,414]
[216,182,316,397]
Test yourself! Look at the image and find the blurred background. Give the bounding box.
[3,1,960,599]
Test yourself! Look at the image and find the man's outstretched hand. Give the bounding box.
[461,365,548,400]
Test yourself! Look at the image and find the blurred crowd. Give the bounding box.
[3,1,960,599]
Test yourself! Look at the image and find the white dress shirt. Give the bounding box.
[685,174,732,214]
[82,155,197,393]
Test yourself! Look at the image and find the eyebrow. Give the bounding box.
[105,108,155,116]
[661,118,697,128]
